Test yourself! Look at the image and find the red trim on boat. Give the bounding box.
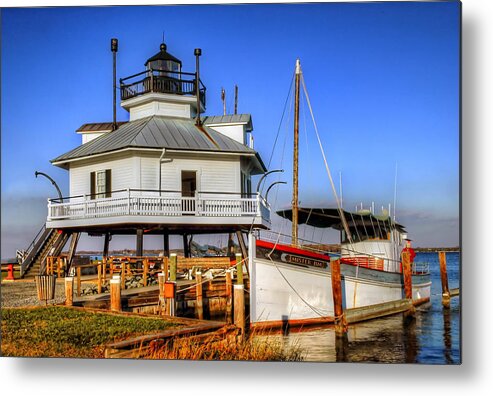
[256,239,332,262]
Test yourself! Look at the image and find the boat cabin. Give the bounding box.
[276,207,406,272]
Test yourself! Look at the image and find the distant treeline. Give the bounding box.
[414,247,460,252]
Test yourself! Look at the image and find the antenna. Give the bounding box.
[111,38,118,131]
[221,87,226,116]
[234,84,238,114]
[393,162,398,221]
[194,48,202,126]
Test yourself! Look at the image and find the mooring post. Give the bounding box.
[109,258,114,278]
[143,258,149,287]
[57,257,62,278]
[110,277,121,312]
[65,277,74,306]
[402,252,413,300]
[170,253,177,282]
[439,251,450,308]
[102,257,107,282]
[225,269,233,324]
[196,271,204,320]
[76,267,81,297]
[97,263,102,294]
[158,272,165,314]
[121,262,126,290]
[331,259,347,336]
[402,251,416,318]
[235,253,243,285]
[234,284,246,339]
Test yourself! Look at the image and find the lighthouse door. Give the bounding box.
[181,171,197,215]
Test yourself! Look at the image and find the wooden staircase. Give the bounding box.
[19,225,70,279]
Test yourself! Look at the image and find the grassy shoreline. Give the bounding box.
[1,306,303,361]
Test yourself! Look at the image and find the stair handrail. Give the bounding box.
[22,224,46,259]
[19,224,51,277]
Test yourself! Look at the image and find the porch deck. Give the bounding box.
[45,189,270,230]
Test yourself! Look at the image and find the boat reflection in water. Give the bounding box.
[255,294,460,364]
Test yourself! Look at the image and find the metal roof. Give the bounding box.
[52,116,263,167]
[277,208,405,231]
[203,114,253,131]
[76,122,128,132]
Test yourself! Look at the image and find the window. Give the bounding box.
[90,169,112,199]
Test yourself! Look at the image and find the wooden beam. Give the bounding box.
[67,232,81,269]
[235,231,248,263]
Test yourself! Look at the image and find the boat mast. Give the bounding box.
[292,59,301,245]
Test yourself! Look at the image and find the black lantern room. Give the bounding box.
[145,43,182,78]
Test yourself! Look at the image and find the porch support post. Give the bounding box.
[103,233,111,258]
[136,229,144,257]
[183,234,190,258]
[163,231,170,257]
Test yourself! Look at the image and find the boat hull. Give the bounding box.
[249,239,431,327]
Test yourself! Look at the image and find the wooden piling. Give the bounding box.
[235,253,243,285]
[102,257,107,282]
[401,251,416,318]
[234,284,245,339]
[402,252,413,300]
[76,267,81,297]
[225,269,233,324]
[57,257,62,278]
[97,263,102,294]
[196,272,204,320]
[158,272,166,314]
[170,254,177,282]
[110,278,121,312]
[330,259,347,336]
[121,262,126,290]
[439,251,451,308]
[163,257,169,281]
[143,258,149,287]
[65,277,74,306]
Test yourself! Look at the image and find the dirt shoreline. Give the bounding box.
[1,279,93,308]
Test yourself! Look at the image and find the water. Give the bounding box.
[257,252,461,364]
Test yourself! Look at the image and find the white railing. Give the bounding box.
[412,261,429,274]
[47,189,270,223]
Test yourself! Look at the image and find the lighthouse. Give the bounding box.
[19,40,269,278]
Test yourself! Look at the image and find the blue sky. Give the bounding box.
[1,2,460,257]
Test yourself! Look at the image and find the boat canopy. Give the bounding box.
[276,207,405,233]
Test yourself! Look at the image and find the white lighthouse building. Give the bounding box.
[19,41,270,277]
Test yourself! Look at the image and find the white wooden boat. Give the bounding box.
[248,60,431,329]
